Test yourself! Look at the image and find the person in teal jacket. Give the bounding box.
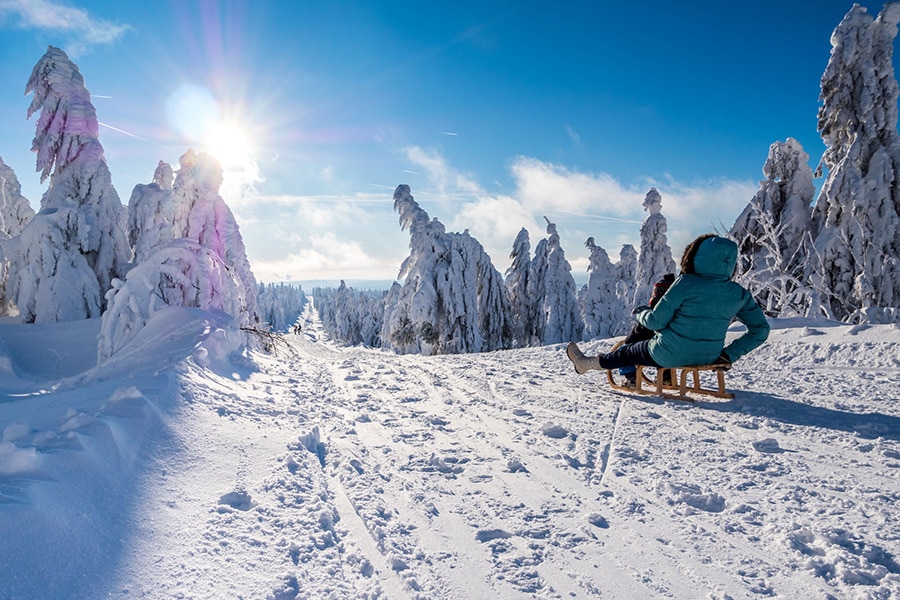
[566,234,770,380]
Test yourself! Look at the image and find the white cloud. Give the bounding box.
[0,0,130,54]
[509,156,645,216]
[250,232,403,283]
[404,146,482,196]
[506,157,757,262]
[449,194,542,270]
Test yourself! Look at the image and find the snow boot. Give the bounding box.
[566,342,600,375]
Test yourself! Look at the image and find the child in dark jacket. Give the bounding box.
[618,273,675,384]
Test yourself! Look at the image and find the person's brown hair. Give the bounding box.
[680,233,719,274]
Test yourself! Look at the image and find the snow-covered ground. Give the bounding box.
[1,306,899,600]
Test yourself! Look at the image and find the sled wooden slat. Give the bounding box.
[605,341,734,401]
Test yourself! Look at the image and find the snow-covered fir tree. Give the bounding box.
[579,237,626,340]
[504,227,533,347]
[730,138,816,316]
[381,185,510,355]
[633,188,676,307]
[127,161,176,264]
[257,282,307,332]
[811,3,900,321]
[170,149,259,324]
[0,158,35,316]
[99,151,262,360]
[6,46,130,323]
[97,239,249,361]
[0,157,35,237]
[526,217,583,345]
[313,282,384,347]
[615,244,638,312]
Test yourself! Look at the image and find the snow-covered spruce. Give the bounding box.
[632,188,676,308]
[614,243,638,315]
[258,282,308,333]
[381,184,510,355]
[0,158,35,316]
[0,156,35,237]
[526,216,583,345]
[6,46,129,323]
[97,239,248,362]
[313,281,384,347]
[579,237,628,340]
[730,138,816,317]
[169,149,260,324]
[127,160,176,265]
[504,227,533,347]
[811,3,900,322]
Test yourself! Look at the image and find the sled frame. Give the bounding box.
[605,341,734,401]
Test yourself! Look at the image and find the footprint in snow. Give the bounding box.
[541,423,568,439]
[587,513,609,528]
[752,438,787,454]
[218,490,254,512]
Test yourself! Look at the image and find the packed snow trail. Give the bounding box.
[1,309,899,599]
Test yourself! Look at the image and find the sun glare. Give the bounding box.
[205,121,254,170]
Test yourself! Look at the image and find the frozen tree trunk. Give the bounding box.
[633,188,675,308]
[730,138,815,316]
[812,3,900,321]
[7,46,129,322]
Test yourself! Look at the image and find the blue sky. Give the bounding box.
[0,0,892,284]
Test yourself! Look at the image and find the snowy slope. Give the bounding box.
[1,308,898,599]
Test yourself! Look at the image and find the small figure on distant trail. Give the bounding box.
[292,323,302,335]
[566,234,770,385]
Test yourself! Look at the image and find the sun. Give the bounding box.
[205,121,255,170]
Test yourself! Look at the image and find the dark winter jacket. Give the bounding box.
[633,236,770,367]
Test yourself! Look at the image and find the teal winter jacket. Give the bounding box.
[633,236,770,368]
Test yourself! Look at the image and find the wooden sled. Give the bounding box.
[606,341,734,402]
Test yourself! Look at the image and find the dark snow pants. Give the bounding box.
[597,339,660,371]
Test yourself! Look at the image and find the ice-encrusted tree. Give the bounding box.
[99,151,261,360]
[127,161,175,264]
[98,239,248,361]
[0,157,35,237]
[7,46,129,322]
[169,149,259,324]
[730,138,816,316]
[615,244,638,312]
[381,184,510,355]
[811,3,900,321]
[526,217,583,345]
[313,282,384,347]
[0,158,35,316]
[504,227,533,347]
[579,237,625,340]
[633,188,676,307]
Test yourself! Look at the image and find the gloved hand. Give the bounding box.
[631,305,649,316]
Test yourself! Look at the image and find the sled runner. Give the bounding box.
[605,341,734,401]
